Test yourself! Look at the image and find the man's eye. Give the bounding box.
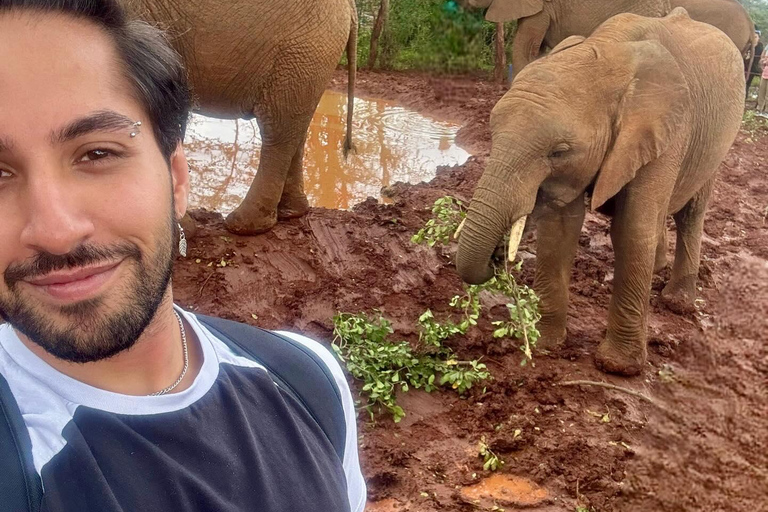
[0,169,12,179]
[80,149,113,162]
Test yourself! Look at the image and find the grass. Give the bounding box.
[741,109,768,141]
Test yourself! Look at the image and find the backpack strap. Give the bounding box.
[196,315,347,461]
[0,373,42,512]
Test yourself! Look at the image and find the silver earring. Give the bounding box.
[178,223,187,257]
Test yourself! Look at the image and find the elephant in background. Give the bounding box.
[125,0,358,235]
[670,0,756,76]
[456,9,745,376]
[467,0,754,80]
[465,0,671,78]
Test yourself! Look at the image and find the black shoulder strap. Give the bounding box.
[196,315,347,460]
[0,373,42,512]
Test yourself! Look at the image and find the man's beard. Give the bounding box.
[0,216,177,364]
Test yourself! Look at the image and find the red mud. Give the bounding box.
[173,70,768,511]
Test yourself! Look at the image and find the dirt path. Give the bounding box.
[174,70,768,511]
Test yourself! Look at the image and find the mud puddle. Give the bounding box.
[183,90,469,213]
[460,474,550,508]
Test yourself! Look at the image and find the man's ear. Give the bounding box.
[170,142,190,220]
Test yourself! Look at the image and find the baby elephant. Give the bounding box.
[456,8,745,376]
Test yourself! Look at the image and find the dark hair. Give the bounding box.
[0,0,191,161]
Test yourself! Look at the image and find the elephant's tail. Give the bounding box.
[344,0,358,159]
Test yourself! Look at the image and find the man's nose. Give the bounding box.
[20,171,94,255]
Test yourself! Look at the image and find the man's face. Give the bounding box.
[0,12,190,363]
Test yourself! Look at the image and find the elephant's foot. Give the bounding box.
[662,274,697,303]
[277,193,310,220]
[661,274,697,314]
[536,319,567,351]
[224,204,277,235]
[594,338,646,377]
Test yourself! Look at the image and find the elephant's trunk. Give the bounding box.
[456,149,548,285]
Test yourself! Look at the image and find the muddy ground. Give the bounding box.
[173,70,768,511]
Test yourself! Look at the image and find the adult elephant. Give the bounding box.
[455,9,745,376]
[125,0,358,235]
[467,0,754,80]
[465,0,671,78]
[670,0,756,77]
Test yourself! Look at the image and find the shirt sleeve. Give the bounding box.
[273,331,367,512]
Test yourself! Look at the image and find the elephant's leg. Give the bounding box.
[662,179,714,304]
[511,12,551,79]
[534,193,585,349]
[278,129,310,220]
[224,120,306,235]
[595,196,662,376]
[654,215,668,274]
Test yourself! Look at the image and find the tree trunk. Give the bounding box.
[368,0,389,69]
[494,22,506,84]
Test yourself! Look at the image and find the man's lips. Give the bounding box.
[21,260,123,302]
[24,261,122,286]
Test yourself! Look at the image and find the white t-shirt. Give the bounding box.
[0,306,366,512]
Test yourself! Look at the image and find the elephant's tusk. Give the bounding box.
[454,218,466,239]
[507,216,527,262]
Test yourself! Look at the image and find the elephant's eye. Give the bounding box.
[549,144,571,159]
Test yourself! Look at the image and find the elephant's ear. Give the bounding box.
[486,0,545,23]
[549,36,586,56]
[590,41,689,210]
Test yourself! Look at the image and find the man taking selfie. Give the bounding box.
[0,1,366,510]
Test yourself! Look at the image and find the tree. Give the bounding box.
[493,22,506,83]
[368,0,390,69]
[739,0,768,30]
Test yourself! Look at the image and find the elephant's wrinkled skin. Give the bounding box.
[455,9,745,376]
[125,0,358,235]
[467,0,754,80]
[670,0,756,75]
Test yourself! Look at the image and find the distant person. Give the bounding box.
[747,30,763,96]
[758,49,768,115]
[0,1,365,511]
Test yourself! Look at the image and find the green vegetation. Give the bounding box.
[742,109,768,139]
[351,1,768,74]
[740,0,768,32]
[332,196,542,422]
[411,196,466,246]
[414,196,542,365]
[355,0,516,73]
[485,267,541,365]
[332,308,490,423]
[477,435,505,471]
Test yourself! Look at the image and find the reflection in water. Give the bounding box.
[184,91,470,214]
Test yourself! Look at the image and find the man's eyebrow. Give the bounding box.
[51,110,138,145]
[0,135,13,153]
